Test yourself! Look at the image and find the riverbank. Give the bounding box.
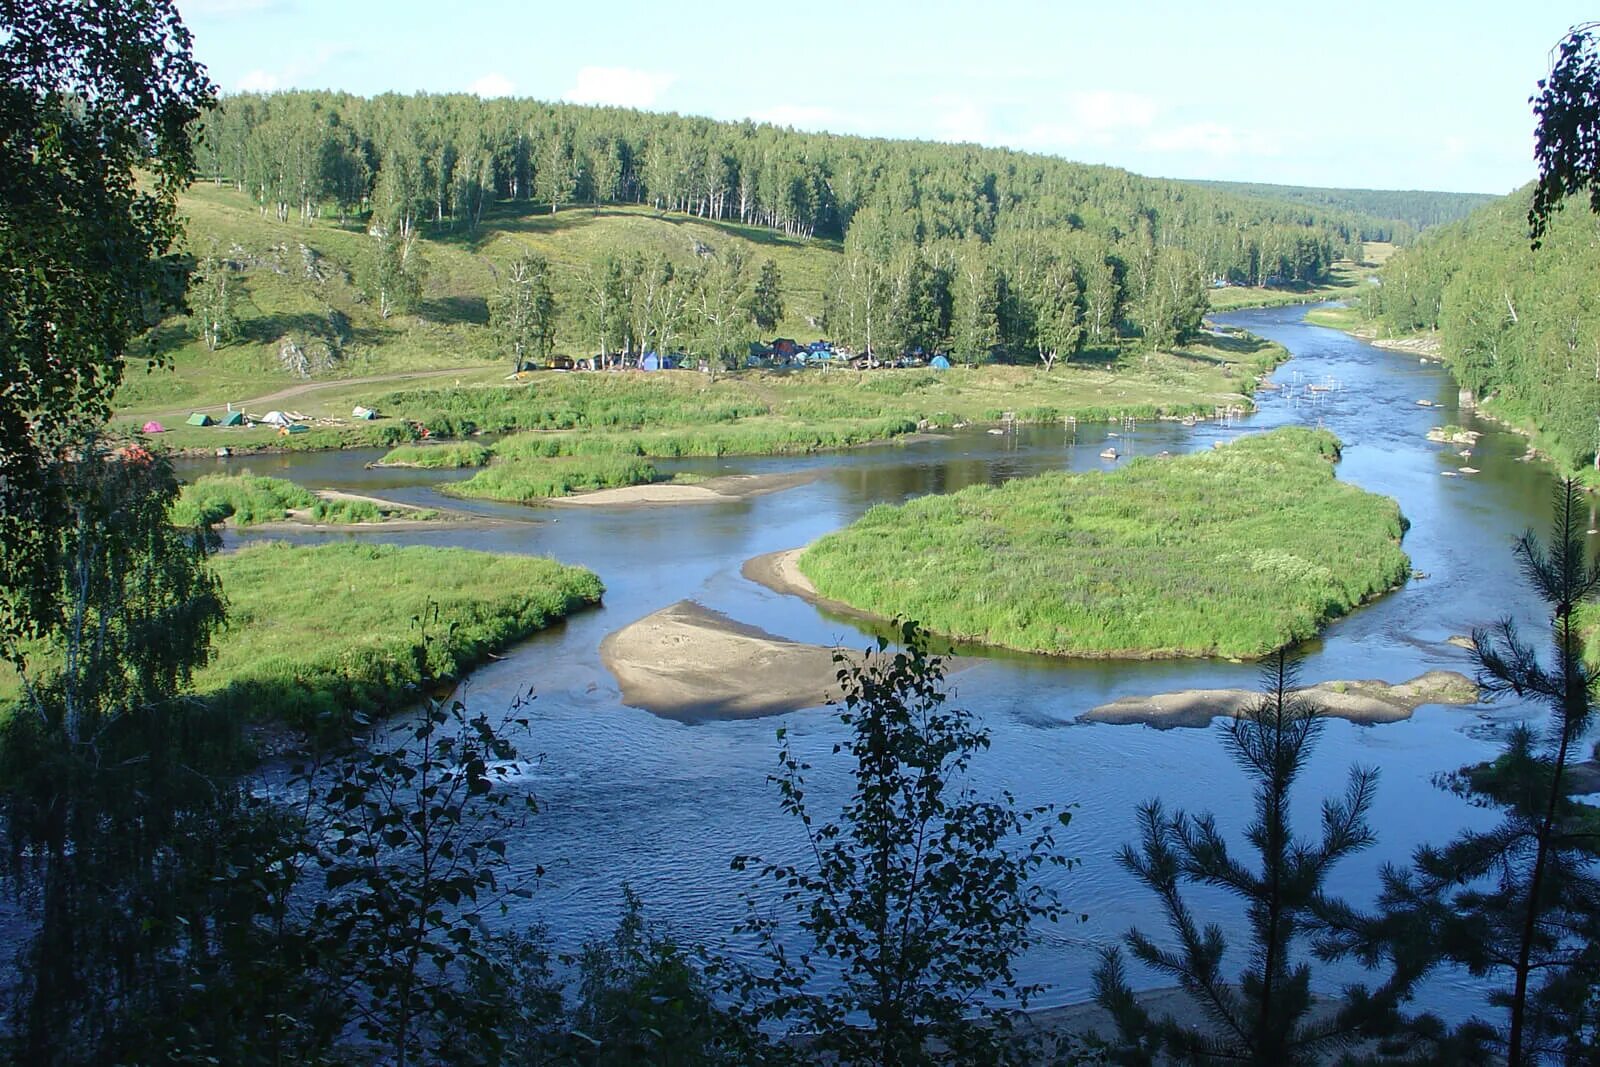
[131,332,1285,460]
[791,428,1411,660]
[1080,670,1480,728]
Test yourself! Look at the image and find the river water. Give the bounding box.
[185,305,1597,1017]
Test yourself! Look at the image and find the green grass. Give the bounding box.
[171,473,319,526]
[798,427,1410,659]
[1302,304,1365,331]
[170,473,396,526]
[444,455,662,503]
[376,442,494,468]
[194,543,603,725]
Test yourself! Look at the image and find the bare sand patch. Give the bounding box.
[1082,670,1480,729]
[600,600,861,720]
[741,547,882,623]
[552,470,819,508]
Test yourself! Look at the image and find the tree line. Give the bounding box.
[190,90,1314,365]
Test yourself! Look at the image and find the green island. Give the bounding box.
[797,427,1410,658]
[0,542,602,728]
[190,542,602,724]
[171,472,438,525]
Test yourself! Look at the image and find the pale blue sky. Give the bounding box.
[176,0,1594,194]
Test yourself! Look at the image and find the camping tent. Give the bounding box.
[220,411,245,426]
[186,412,213,427]
[930,355,952,370]
[141,421,165,433]
[351,406,377,420]
[261,410,292,427]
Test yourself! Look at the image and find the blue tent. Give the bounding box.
[930,355,952,370]
[641,351,661,371]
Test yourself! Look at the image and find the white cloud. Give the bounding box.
[562,67,674,109]
[1066,90,1159,132]
[228,45,350,95]
[237,69,280,92]
[934,101,991,144]
[1142,122,1280,158]
[470,72,516,98]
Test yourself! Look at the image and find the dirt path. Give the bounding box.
[138,365,492,422]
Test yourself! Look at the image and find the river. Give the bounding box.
[183,304,1596,1018]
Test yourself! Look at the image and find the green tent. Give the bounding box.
[220,410,245,426]
[186,412,214,426]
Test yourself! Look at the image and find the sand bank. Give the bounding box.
[600,600,861,720]
[553,471,819,508]
[1082,670,1480,729]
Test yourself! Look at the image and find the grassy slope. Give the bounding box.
[799,427,1410,659]
[117,186,837,418]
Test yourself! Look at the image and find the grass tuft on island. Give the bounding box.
[171,473,388,526]
[196,542,602,725]
[443,455,663,503]
[797,427,1410,659]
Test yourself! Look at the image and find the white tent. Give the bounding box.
[261,410,292,427]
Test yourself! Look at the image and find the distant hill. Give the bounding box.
[1188,181,1500,243]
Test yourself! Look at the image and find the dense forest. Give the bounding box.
[1193,180,1499,243]
[186,91,1375,363]
[1364,185,1600,472]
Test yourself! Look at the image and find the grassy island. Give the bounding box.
[195,543,602,723]
[797,428,1409,659]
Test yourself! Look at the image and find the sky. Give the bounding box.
[175,0,1596,195]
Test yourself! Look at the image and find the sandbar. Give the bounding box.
[1081,670,1480,729]
[552,470,819,508]
[600,600,861,720]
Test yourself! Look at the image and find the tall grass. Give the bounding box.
[170,473,388,526]
[196,542,602,725]
[444,455,660,503]
[799,427,1409,659]
[375,442,493,468]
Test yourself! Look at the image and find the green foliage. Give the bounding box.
[298,680,539,1065]
[188,542,602,726]
[1,0,215,651]
[749,257,785,331]
[1095,653,1401,1063]
[446,455,661,503]
[800,428,1409,658]
[491,251,557,367]
[0,438,228,1062]
[1192,179,1496,243]
[733,623,1072,1063]
[1531,23,1600,246]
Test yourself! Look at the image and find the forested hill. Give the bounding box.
[1364,185,1600,473]
[1190,180,1499,243]
[197,91,1366,286]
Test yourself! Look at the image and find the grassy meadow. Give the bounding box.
[115,184,837,417]
[195,543,602,725]
[798,427,1411,659]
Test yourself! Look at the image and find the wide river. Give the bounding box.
[186,305,1598,1017]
